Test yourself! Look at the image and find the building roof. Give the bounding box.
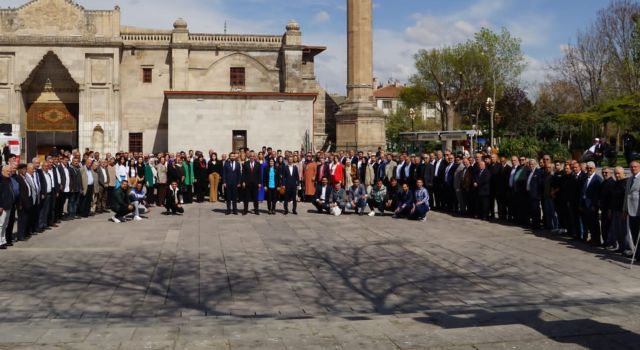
[373,85,403,99]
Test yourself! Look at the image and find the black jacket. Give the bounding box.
[111,187,130,212]
[476,169,492,197]
[0,176,13,210]
[242,161,262,185]
[262,166,282,189]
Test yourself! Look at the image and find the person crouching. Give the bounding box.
[111,180,133,223]
[165,181,184,215]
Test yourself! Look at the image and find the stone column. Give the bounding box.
[335,0,386,152]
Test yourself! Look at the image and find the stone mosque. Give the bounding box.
[0,0,385,159]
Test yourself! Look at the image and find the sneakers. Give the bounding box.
[134,216,142,221]
[368,211,376,217]
[111,216,121,223]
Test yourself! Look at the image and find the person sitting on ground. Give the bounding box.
[346,177,367,215]
[111,180,133,223]
[385,177,401,213]
[368,178,387,217]
[393,182,414,219]
[165,180,184,215]
[313,176,332,214]
[410,179,430,221]
[129,181,148,221]
[329,182,348,216]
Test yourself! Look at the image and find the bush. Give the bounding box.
[498,136,540,158]
[540,140,571,162]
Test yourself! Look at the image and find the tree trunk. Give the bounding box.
[445,106,456,150]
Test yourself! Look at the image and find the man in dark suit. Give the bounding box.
[313,176,332,213]
[242,152,262,215]
[16,164,34,241]
[282,156,300,215]
[474,160,492,220]
[422,157,435,208]
[568,161,587,239]
[316,158,330,186]
[526,159,544,229]
[223,152,241,215]
[443,154,459,212]
[580,162,603,245]
[497,156,512,221]
[433,150,448,210]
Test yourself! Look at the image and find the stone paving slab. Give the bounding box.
[1,202,640,349]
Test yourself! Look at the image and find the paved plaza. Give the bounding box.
[1,203,640,349]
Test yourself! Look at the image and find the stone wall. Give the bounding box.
[166,93,315,153]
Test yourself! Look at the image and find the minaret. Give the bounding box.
[335,0,386,151]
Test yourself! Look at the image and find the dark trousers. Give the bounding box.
[314,200,330,213]
[284,188,297,213]
[630,216,640,249]
[243,183,259,212]
[434,179,444,209]
[164,204,184,215]
[478,195,490,220]
[555,199,569,231]
[497,194,508,220]
[225,184,238,213]
[6,205,15,243]
[183,185,193,204]
[568,201,582,238]
[49,191,58,225]
[195,181,206,202]
[79,185,94,217]
[581,207,601,244]
[267,188,278,212]
[113,207,133,218]
[367,199,385,214]
[601,207,612,243]
[426,186,435,208]
[106,186,115,209]
[156,184,167,207]
[38,193,52,229]
[68,192,79,217]
[17,207,32,240]
[529,198,542,229]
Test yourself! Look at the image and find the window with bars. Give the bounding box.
[142,68,153,83]
[129,133,143,153]
[230,67,245,89]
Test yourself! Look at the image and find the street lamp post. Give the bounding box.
[485,97,495,147]
[409,108,416,152]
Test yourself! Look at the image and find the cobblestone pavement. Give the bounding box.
[2,202,640,349]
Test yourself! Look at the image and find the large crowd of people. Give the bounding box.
[0,145,639,263]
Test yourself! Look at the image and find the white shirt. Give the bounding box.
[320,186,327,201]
[63,166,70,192]
[44,170,53,193]
[434,159,443,176]
[288,165,294,176]
[526,168,536,192]
[588,144,597,153]
[509,166,518,188]
[100,167,107,182]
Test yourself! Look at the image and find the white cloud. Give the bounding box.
[313,10,330,24]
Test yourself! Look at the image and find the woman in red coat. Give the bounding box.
[330,156,344,186]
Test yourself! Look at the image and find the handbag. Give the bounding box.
[278,186,286,195]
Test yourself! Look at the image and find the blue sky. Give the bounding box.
[5,0,613,95]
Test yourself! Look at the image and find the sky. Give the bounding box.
[5,0,614,96]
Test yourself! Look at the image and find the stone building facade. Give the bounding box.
[0,0,334,159]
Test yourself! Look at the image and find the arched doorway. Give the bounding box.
[21,52,79,160]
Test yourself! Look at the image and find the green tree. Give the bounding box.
[408,27,525,148]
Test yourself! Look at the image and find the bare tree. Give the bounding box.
[597,0,640,95]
